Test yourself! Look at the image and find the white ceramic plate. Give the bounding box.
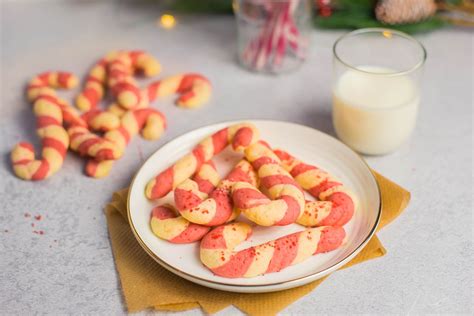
[128,120,381,293]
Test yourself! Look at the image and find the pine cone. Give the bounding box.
[375,0,437,25]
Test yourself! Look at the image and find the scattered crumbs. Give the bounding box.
[4,229,8,233]
[33,230,45,235]
[53,239,57,243]
[34,215,42,221]
[24,213,31,218]
[93,217,96,220]
[31,223,35,227]
[49,245,52,248]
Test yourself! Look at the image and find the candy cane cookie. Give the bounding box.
[68,126,121,161]
[129,50,161,77]
[150,161,220,243]
[145,123,260,200]
[80,109,120,132]
[147,73,211,109]
[231,141,305,226]
[26,71,78,101]
[274,150,355,227]
[200,222,345,278]
[150,205,212,244]
[107,53,142,110]
[75,58,108,112]
[84,108,167,178]
[174,160,258,226]
[12,72,79,180]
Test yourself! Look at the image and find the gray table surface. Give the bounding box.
[1,1,472,315]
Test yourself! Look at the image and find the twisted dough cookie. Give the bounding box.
[274,150,355,227]
[145,123,260,200]
[174,160,258,226]
[150,161,219,243]
[200,222,345,278]
[147,73,211,109]
[85,108,167,178]
[75,58,108,112]
[231,141,305,226]
[11,72,79,180]
[107,51,160,111]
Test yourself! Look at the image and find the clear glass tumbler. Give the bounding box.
[332,28,426,155]
[233,0,312,74]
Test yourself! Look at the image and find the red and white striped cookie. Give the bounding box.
[274,150,355,227]
[147,73,211,109]
[174,160,258,226]
[150,161,219,243]
[231,141,305,226]
[75,58,108,112]
[145,123,260,200]
[11,72,79,180]
[200,222,346,278]
[85,108,167,178]
[150,205,211,244]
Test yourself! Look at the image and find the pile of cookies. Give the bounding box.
[146,123,355,278]
[11,50,211,180]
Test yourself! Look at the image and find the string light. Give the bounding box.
[160,14,176,29]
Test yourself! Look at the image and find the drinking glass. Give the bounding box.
[332,28,426,155]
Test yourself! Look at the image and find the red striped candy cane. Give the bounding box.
[145,123,260,200]
[11,72,79,180]
[274,150,355,227]
[150,161,219,243]
[200,222,345,278]
[147,73,211,109]
[231,141,305,226]
[174,160,258,226]
[85,108,167,178]
[75,58,108,112]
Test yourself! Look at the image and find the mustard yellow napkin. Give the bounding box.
[105,171,410,315]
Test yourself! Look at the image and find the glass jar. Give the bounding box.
[332,28,426,155]
[233,0,312,74]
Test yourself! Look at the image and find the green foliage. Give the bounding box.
[314,12,446,33]
[171,0,233,14]
[169,0,446,33]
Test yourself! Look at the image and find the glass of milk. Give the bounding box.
[332,28,426,155]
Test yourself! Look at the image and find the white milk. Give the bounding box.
[333,66,420,155]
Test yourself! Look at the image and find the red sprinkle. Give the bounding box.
[31,223,35,227]
[34,215,42,221]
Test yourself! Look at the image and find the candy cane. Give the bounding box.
[26,71,78,101]
[129,50,161,77]
[274,150,355,227]
[68,126,121,161]
[174,160,258,226]
[80,109,120,132]
[200,222,345,278]
[145,123,260,200]
[107,53,142,110]
[231,141,304,226]
[150,161,219,243]
[75,58,108,112]
[150,205,212,244]
[85,108,166,178]
[11,72,79,180]
[147,73,211,109]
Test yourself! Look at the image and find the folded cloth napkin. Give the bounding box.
[105,170,410,315]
